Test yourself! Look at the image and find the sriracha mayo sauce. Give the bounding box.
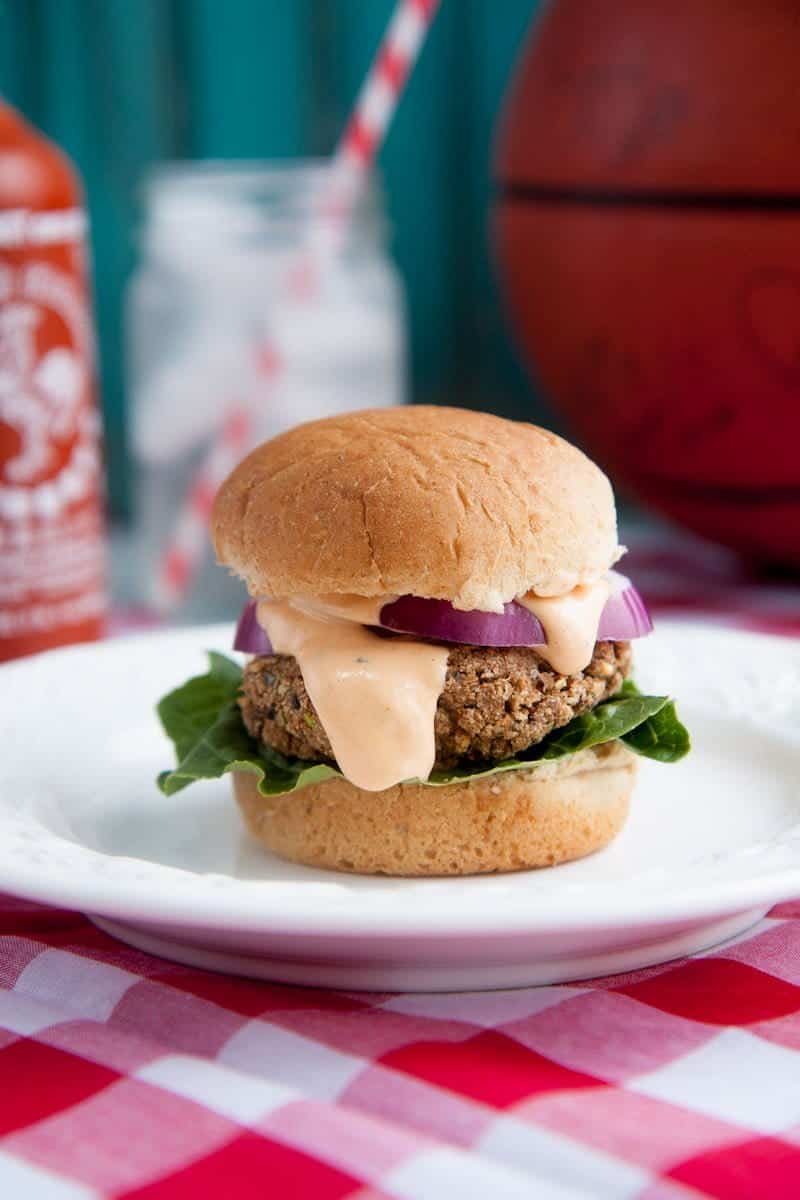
[0,100,106,660]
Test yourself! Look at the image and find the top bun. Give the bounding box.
[211,406,618,611]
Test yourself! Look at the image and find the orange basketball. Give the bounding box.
[494,0,800,565]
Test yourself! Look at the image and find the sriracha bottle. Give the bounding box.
[0,99,106,660]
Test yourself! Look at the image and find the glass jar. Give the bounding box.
[126,161,406,623]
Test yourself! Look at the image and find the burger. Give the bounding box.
[157,406,688,875]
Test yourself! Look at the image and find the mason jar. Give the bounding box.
[126,160,406,623]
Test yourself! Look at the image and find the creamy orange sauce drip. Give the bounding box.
[257,575,614,789]
[256,599,448,792]
[517,578,610,675]
[288,594,394,626]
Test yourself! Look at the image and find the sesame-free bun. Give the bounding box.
[232,741,635,877]
[211,406,618,611]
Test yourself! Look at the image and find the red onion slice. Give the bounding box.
[233,599,273,654]
[379,595,545,646]
[233,574,653,655]
[597,573,654,641]
[380,574,652,646]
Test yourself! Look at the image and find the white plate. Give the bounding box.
[0,622,798,991]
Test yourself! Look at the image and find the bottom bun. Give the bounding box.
[233,740,636,877]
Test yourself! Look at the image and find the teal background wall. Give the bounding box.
[0,0,544,516]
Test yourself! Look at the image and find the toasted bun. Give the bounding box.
[212,407,618,610]
[232,742,635,876]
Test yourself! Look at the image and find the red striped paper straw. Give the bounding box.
[152,0,441,615]
[152,408,253,612]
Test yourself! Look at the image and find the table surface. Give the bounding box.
[3,526,800,1200]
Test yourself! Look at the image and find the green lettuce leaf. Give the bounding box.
[157,654,690,798]
[616,681,691,763]
[156,652,338,797]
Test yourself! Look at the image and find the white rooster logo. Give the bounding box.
[0,302,83,484]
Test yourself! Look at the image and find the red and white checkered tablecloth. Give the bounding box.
[3,529,800,1199]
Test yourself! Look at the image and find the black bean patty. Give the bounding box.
[240,640,631,770]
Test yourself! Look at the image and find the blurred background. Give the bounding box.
[0,0,538,520]
[4,0,800,655]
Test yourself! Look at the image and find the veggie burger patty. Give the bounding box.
[240,640,632,771]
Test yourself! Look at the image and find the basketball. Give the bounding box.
[494,0,800,565]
